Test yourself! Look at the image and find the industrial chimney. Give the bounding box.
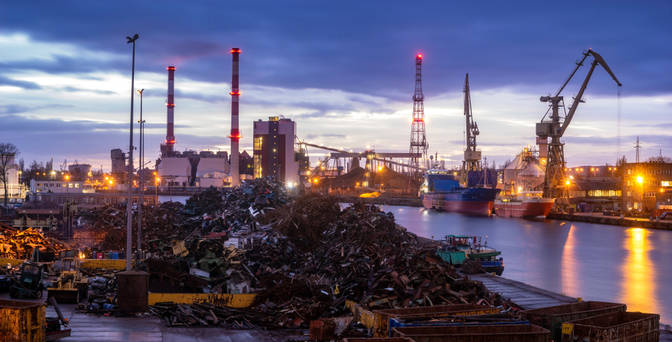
[229,48,241,186]
[161,65,176,156]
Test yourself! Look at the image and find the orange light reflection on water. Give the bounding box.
[621,228,659,314]
[560,225,579,297]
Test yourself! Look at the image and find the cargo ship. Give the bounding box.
[420,170,500,216]
[494,193,555,218]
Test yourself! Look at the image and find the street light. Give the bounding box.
[136,88,144,256]
[125,33,139,272]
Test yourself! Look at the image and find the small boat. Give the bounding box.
[436,235,504,275]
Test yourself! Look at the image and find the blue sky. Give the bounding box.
[1,1,670,170]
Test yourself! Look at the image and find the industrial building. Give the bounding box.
[253,116,299,184]
[154,64,232,188]
[0,153,26,206]
[110,148,127,183]
[30,180,94,194]
[620,161,672,213]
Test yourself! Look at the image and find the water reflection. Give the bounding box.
[560,225,579,297]
[621,228,659,314]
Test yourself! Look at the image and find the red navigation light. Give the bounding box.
[229,90,241,96]
[165,139,176,145]
[166,103,175,107]
[416,53,423,59]
[166,66,176,71]
[230,48,241,54]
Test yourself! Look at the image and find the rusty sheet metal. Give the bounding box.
[147,292,256,308]
[80,259,127,270]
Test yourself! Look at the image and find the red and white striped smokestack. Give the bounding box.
[165,65,176,153]
[229,48,241,186]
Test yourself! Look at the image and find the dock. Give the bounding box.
[548,212,672,230]
[470,273,576,310]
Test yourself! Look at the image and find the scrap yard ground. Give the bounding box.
[2,181,670,341]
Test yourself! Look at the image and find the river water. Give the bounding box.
[159,195,671,323]
[379,205,672,324]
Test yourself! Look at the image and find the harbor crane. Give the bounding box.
[463,73,481,173]
[537,49,622,198]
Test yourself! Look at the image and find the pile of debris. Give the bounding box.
[80,178,288,254]
[145,192,513,329]
[0,226,66,259]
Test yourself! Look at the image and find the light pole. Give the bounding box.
[125,33,139,271]
[137,88,144,257]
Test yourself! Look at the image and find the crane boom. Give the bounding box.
[463,73,481,172]
[559,50,622,136]
[537,49,622,199]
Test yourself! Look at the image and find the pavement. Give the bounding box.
[53,306,304,342]
[1,293,305,342]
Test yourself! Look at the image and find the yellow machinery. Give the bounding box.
[47,252,88,304]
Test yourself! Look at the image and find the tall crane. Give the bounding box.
[463,73,481,173]
[409,53,428,172]
[537,49,622,198]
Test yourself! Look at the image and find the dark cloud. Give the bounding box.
[1,1,670,98]
[61,86,116,95]
[0,114,127,133]
[0,75,41,90]
[0,104,72,115]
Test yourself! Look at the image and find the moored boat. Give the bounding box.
[421,170,500,217]
[436,235,504,275]
[495,194,555,218]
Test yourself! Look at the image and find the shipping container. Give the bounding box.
[371,304,501,337]
[561,311,659,342]
[523,301,626,342]
[392,324,551,342]
[0,299,46,342]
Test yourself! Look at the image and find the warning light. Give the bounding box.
[166,66,176,71]
[230,48,241,54]
[416,53,423,59]
[229,91,241,96]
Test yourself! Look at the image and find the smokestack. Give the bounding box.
[230,48,241,186]
[164,65,176,155]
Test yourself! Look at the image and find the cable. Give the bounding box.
[617,86,622,164]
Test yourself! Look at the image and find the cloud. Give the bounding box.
[61,86,116,95]
[0,75,41,89]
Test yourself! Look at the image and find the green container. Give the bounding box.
[436,250,466,265]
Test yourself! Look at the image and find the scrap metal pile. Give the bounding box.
[81,178,287,252]
[0,226,66,259]
[137,181,513,329]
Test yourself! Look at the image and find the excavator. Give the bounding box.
[536,49,622,200]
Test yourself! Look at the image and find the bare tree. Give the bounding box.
[0,143,19,209]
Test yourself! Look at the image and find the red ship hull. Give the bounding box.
[494,199,555,218]
[423,195,494,216]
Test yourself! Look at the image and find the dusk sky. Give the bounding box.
[1,1,670,170]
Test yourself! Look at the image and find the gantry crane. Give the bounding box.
[537,49,622,198]
[463,73,481,173]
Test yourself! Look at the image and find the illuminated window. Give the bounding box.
[253,136,263,151]
[253,155,263,178]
